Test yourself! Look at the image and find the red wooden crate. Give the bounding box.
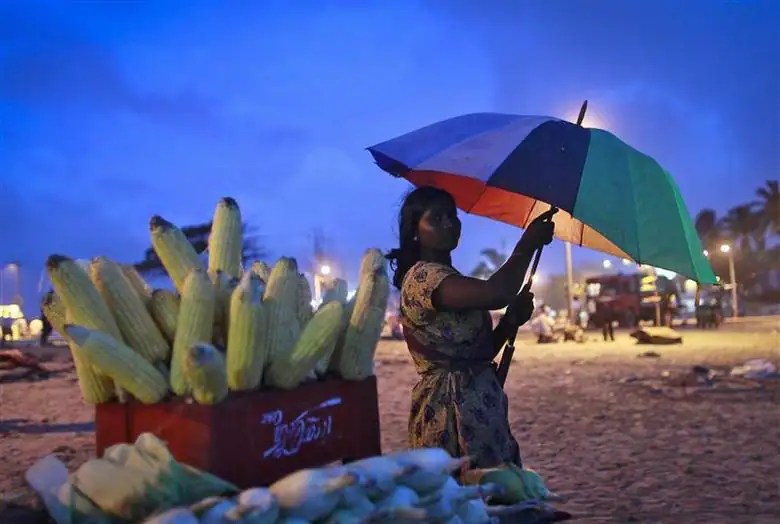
[95,376,381,488]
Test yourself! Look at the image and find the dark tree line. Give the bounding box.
[694,180,779,298]
[134,221,266,275]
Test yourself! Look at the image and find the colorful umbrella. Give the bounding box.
[367,105,716,284]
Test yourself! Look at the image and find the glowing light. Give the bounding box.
[602,260,612,269]
[29,319,43,336]
[320,264,331,276]
[720,244,731,253]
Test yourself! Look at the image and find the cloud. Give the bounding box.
[1,40,220,131]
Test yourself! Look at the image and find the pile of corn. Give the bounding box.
[42,432,558,523]
[139,447,557,524]
[42,197,390,406]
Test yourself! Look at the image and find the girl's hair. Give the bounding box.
[385,186,456,290]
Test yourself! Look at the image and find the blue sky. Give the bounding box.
[1,0,778,314]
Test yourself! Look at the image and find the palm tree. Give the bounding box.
[694,209,722,251]
[720,204,762,253]
[755,179,780,237]
[470,248,508,280]
[135,221,265,275]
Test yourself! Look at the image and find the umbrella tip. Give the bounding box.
[576,101,589,126]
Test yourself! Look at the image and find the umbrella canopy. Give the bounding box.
[368,113,716,284]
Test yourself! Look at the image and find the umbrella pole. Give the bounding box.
[496,210,554,387]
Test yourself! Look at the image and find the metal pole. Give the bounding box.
[564,241,574,320]
[14,263,22,306]
[314,274,322,303]
[728,251,738,318]
[564,100,588,321]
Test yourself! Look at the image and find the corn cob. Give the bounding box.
[41,292,112,404]
[260,258,301,366]
[313,351,332,378]
[121,264,153,307]
[251,260,271,284]
[266,300,344,390]
[66,325,168,404]
[327,295,356,375]
[182,343,228,405]
[155,361,170,384]
[208,197,243,280]
[46,255,124,340]
[312,278,347,376]
[320,278,347,307]
[149,289,179,343]
[226,272,265,391]
[358,248,386,275]
[41,291,67,337]
[43,292,123,405]
[171,268,215,395]
[90,257,169,363]
[335,249,390,380]
[210,270,238,349]
[149,215,204,292]
[297,274,314,327]
[46,255,120,402]
[44,293,107,389]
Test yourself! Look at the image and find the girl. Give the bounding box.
[386,186,555,470]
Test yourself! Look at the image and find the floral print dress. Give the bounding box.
[400,261,522,470]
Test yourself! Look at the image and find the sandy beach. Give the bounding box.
[2,319,779,523]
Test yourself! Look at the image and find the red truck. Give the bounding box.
[584,272,680,328]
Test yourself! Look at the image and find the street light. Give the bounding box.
[719,244,738,318]
[602,259,612,269]
[313,263,333,304]
[703,249,709,257]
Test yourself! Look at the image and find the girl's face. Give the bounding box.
[417,197,461,252]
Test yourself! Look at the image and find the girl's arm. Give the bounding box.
[432,209,556,312]
[492,292,535,352]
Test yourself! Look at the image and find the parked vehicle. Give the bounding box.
[585,271,681,327]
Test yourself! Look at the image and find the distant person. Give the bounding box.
[665,292,678,327]
[563,322,585,343]
[571,295,581,320]
[385,186,554,474]
[572,295,589,329]
[0,315,12,347]
[600,304,615,342]
[40,309,52,346]
[531,305,558,344]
